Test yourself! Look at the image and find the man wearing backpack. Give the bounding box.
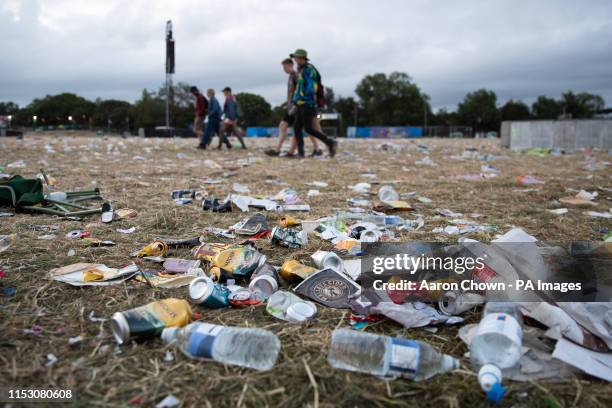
[265,58,322,157]
[290,49,337,158]
[219,86,247,149]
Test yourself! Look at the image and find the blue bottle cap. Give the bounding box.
[486,382,506,405]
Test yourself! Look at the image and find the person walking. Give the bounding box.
[266,58,321,157]
[190,86,208,148]
[219,87,247,149]
[290,49,337,158]
[202,88,222,148]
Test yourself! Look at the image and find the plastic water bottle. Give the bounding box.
[470,302,523,402]
[162,322,280,371]
[363,214,387,226]
[327,329,459,381]
[0,234,16,253]
[378,185,399,202]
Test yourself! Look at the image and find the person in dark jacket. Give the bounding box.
[190,86,208,148]
[265,58,322,157]
[290,49,337,158]
[202,88,222,149]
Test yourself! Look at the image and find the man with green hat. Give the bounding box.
[290,48,337,158]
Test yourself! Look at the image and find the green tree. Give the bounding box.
[0,102,20,116]
[157,82,194,128]
[132,89,165,129]
[271,103,287,125]
[355,72,431,126]
[431,108,459,126]
[92,99,133,130]
[322,86,336,113]
[234,92,273,126]
[457,89,500,132]
[576,92,605,115]
[25,93,95,126]
[334,96,359,133]
[531,96,562,119]
[500,99,531,121]
[561,91,605,119]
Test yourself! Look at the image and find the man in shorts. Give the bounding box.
[290,49,337,158]
[219,87,247,149]
[265,59,322,157]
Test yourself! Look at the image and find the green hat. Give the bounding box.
[290,48,309,60]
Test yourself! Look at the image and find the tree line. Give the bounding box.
[0,72,606,134]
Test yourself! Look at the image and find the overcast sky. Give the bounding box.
[1,0,611,111]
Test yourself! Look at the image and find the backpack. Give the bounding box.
[310,64,326,109]
[235,100,243,118]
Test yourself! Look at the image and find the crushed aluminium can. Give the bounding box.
[209,266,233,283]
[192,242,235,261]
[278,215,301,228]
[279,260,317,282]
[211,245,266,277]
[171,189,196,199]
[249,263,280,297]
[227,285,263,307]
[270,226,307,248]
[133,240,168,257]
[173,197,193,205]
[66,230,91,239]
[111,298,192,344]
[188,277,230,308]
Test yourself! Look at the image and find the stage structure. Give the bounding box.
[165,20,175,129]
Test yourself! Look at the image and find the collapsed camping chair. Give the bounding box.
[0,170,106,218]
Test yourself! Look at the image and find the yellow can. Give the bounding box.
[280,260,317,282]
[111,298,192,344]
[279,215,301,228]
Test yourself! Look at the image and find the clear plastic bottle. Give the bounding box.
[327,329,458,381]
[362,214,387,226]
[378,185,400,202]
[0,234,16,253]
[162,322,280,371]
[470,302,523,399]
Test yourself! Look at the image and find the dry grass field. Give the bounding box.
[0,132,611,407]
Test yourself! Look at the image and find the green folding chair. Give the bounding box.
[0,171,106,218]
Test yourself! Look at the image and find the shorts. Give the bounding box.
[282,110,295,126]
[193,117,203,133]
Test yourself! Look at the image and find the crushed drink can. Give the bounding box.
[188,277,230,308]
[193,242,233,261]
[226,284,263,307]
[311,250,343,271]
[249,263,280,297]
[280,260,317,282]
[171,189,196,199]
[270,226,307,248]
[173,197,192,205]
[133,240,168,258]
[212,245,266,277]
[111,298,192,344]
[279,215,301,228]
[209,266,233,283]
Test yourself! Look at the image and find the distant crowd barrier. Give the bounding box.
[346,126,422,138]
[245,126,425,138]
[501,120,612,151]
[246,127,293,138]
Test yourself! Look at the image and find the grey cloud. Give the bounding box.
[1,0,611,110]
